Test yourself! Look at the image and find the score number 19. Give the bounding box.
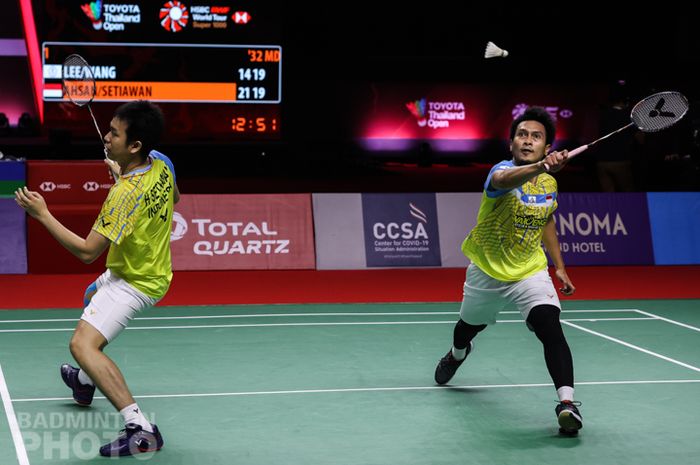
[237,68,267,100]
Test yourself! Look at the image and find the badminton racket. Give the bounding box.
[560,91,689,165]
[62,54,119,179]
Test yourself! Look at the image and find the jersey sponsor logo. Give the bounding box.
[513,214,548,229]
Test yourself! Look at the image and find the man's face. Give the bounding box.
[510,120,551,166]
[103,117,140,163]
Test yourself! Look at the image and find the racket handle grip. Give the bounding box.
[567,145,588,159]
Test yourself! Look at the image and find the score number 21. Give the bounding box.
[237,68,266,100]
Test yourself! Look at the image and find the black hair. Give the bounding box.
[113,100,165,158]
[509,106,556,146]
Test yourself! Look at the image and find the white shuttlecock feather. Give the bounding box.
[485,41,508,59]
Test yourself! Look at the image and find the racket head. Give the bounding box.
[631,91,689,133]
[62,54,96,107]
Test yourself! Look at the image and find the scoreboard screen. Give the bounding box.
[32,0,282,141]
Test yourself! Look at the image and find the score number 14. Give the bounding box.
[237,68,266,100]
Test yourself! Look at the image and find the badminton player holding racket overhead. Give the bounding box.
[15,100,179,456]
[433,107,584,435]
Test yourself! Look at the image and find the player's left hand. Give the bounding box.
[105,157,121,180]
[14,186,48,219]
[555,268,576,296]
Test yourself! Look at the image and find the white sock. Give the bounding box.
[77,369,94,386]
[557,386,575,402]
[120,403,153,432]
[451,346,467,361]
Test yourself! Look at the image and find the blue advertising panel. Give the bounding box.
[647,192,700,265]
[362,193,442,267]
[0,198,27,274]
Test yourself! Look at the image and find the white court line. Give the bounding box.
[0,308,642,324]
[0,312,457,323]
[0,317,655,333]
[0,364,31,465]
[12,378,700,403]
[501,309,640,314]
[563,321,700,373]
[633,309,700,333]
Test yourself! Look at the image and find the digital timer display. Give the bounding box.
[231,117,278,133]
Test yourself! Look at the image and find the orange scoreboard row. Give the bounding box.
[42,42,281,104]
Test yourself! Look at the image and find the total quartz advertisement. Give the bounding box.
[170,194,315,270]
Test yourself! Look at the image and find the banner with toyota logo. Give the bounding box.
[170,194,315,270]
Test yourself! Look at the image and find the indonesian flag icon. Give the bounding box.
[43,83,63,99]
[232,11,251,24]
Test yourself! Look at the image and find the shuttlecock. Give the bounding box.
[485,41,508,59]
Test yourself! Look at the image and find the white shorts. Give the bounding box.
[459,263,561,326]
[81,270,158,342]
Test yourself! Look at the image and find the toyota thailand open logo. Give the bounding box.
[81,0,103,30]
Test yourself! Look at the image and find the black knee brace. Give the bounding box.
[526,304,565,343]
[453,318,487,349]
[526,304,574,389]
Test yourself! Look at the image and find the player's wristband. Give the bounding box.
[539,160,550,173]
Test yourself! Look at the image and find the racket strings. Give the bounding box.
[62,54,96,107]
[631,92,689,132]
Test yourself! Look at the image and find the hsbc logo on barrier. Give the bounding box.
[38,181,109,192]
[40,182,55,192]
[82,181,112,192]
[29,160,115,204]
[39,181,71,192]
[83,181,99,192]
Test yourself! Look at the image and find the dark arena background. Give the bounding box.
[1,2,700,465]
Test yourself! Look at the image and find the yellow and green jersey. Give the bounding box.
[93,151,177,298]
[462,160,557,282]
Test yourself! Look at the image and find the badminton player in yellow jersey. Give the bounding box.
[15,100,178,456]
[433,107,583,435]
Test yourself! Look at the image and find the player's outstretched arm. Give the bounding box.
[15,186,110,264]
[492,150,569,190]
